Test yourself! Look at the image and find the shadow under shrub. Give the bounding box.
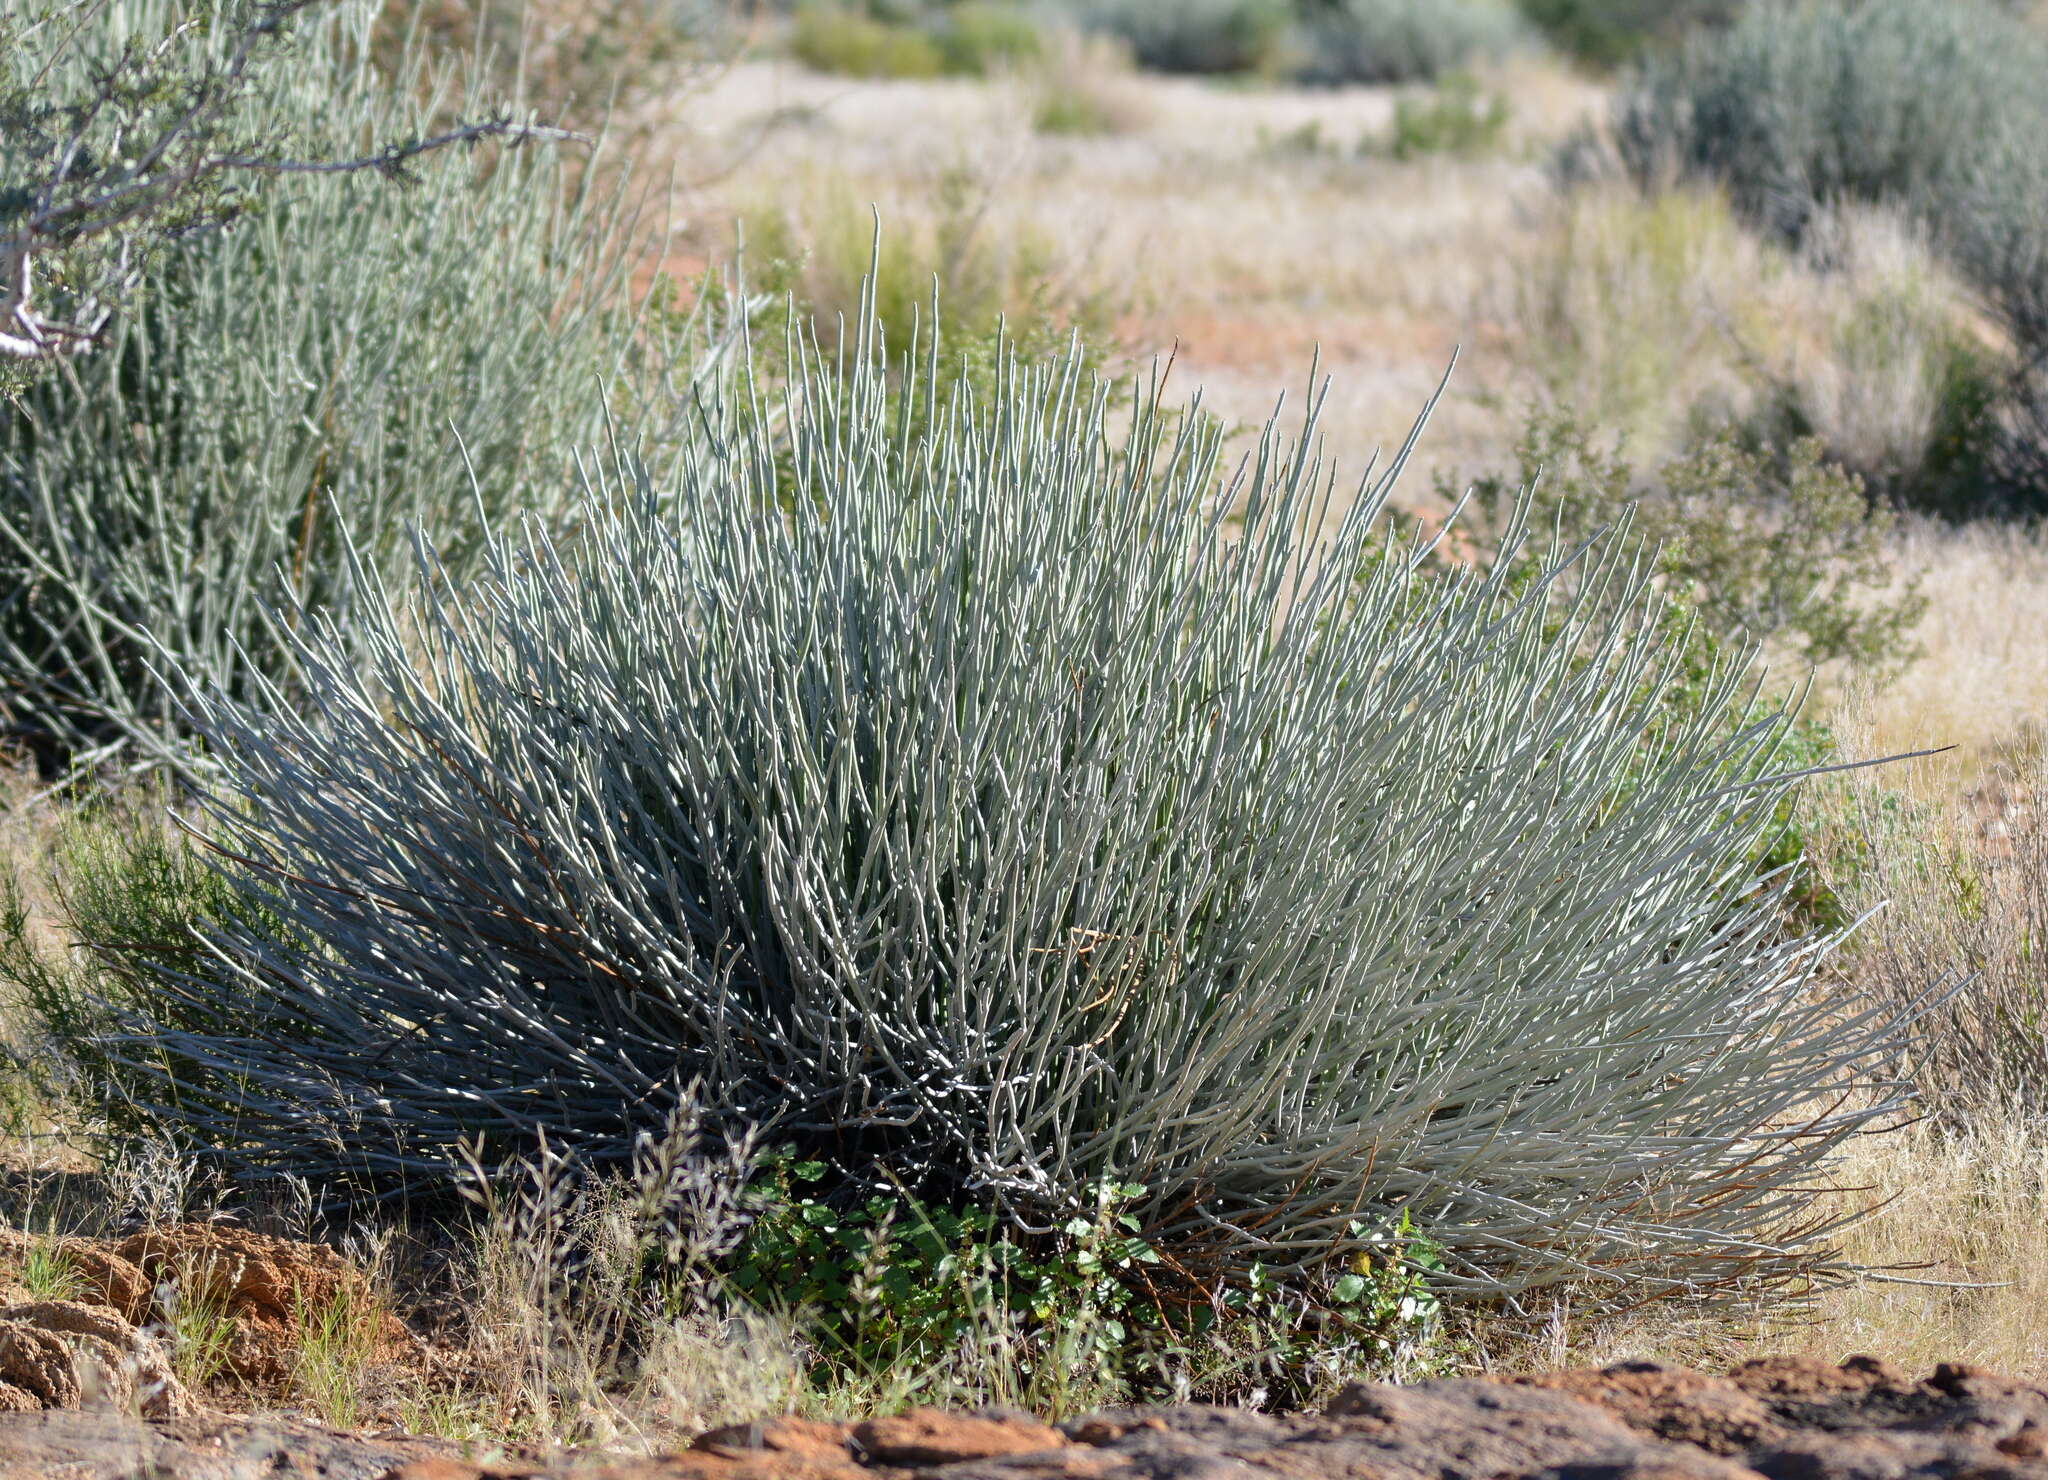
[113,306,1905,1312]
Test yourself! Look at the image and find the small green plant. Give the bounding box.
[0,790,278,1137]
[725,1156,1444,1408]
[18,1244,86,1303]
[727,1158,1158,1408]
[1206,1211,1444,1402]
[291,1283,382,1429]
[162,1277,238,1392]
[1258,119,1342,159]
[1033,84,1123,136]
[1377,73,1511,160]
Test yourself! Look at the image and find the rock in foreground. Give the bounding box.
[8,1356,2048,1479]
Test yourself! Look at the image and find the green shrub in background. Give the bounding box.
[935,2,1047,71]
[1292,0,1531,86]
[736,172,1116,395]
[1613,0,2043,245]
[1611,0,2048,512]
[0,0,698,771]
[1072,0,1528,81]
[1448,405,1925,679]
[1076,0,1291,75]
[789,5,947,76]
[91,280,1907,1313]
[391,0,731,121]
[788,2,1043,78]
[1517,0,1741,69]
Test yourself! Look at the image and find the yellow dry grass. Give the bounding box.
[1832,520,2048,786]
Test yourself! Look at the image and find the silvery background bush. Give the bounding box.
[0,0,685,768]
[1610,0,2048,511]
[1291,0,1530,86]
[105,289,1906,1306]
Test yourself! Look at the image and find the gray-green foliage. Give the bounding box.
[1518,0,1741,70]
[0,0,313,386]
[1074,0,1528,80]
[0,0,680,766]
[123,303,1902,1306]
[1293,0,1531,86]
[1611,0,2048,509]
[1075,0,1291,74]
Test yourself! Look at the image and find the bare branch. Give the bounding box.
[215,117,594,179]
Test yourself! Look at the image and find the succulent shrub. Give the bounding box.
[1610,0,2048,510]
[118,302,1903,1309]
[0,0,681,768]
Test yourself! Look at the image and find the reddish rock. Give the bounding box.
[852,1410,1065,1466]
[4,1354,2048,1480]
[694,1417,857,1461]
[1518,1361,1787,1453]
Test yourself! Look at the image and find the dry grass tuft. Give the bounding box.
[1830,521,2048,784]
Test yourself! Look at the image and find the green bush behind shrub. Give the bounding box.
[1447,404,1926,679]
[1375,74,1512,159]
[0,0,684,768]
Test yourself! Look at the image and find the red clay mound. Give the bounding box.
[0,1222,413,1407]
